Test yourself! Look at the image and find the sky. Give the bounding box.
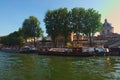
[0,0,120,36]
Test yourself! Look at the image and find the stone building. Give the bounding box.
[98,19,120,48]
[100,19,114,35]
[99,19,120,40]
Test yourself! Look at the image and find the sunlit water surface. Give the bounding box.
[0,51,120,80]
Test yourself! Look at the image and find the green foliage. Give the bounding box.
[44,8,102,47]
[44,10,58,41]
[82,8,102,36]
[81,8,102,46]
[0,31,25,47]
[22,16,43,39]
[70,7,85,35]
[1,16,44,47]
[22,16,43,47]
[66,42,72,48]
[44,8,71,45]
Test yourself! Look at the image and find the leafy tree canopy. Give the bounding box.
[44,8,102,46]
[22,16,43,39]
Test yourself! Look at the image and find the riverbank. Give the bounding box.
[1,47,120,57]
[38,51,104,57]
[1,49,120,57]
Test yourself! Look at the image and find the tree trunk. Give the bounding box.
[89,35,92,47]
[64,35,68,47]
[24,38,27,43]
[77,33,79,44]
[54,39,57,48]
[76,33,79,47]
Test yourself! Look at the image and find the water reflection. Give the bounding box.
[0,51,120,80]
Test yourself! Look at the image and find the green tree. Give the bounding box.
[82,8,102,46]
[44,10,59,42]
[22,16,43,47]
[44,8,102,47]
[0,31,25,48]
[44,8,71,47]
[70,8,85,43]
[18,27,24,37]
[0,36,9,46]
[56,8,71,44]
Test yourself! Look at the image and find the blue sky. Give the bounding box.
[0,0,120,36]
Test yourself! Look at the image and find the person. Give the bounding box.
[94,47,98,54]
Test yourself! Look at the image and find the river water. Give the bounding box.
[0,51,120,80]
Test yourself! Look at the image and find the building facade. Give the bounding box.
[100,19,114,35]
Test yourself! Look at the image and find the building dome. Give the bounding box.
[100,19,114,35]
[103,19,112,28]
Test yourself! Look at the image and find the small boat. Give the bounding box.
[19,47,38,53]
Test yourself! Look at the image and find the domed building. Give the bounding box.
[100,19,114,35]
[97,19,120,48]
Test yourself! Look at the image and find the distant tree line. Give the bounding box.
[0,16,43,48]
[0,30,24,47]
[44,7,102,46]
